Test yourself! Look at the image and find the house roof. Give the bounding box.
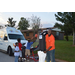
[21,27,64,33]
[52,28,64,32]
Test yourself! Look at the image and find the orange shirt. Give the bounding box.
[45,34,55,51]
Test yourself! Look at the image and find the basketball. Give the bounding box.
[35,34,38,38]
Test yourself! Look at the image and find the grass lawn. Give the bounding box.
[32,36,75,62]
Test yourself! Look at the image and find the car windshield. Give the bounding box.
[8,34,25,40]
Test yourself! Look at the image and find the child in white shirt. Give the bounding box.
[14,42,20,62]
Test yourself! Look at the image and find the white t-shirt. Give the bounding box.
[14,46,20,56]
[38,51,46,62]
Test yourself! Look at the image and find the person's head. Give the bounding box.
[15,42,19,46]
[48,28,52,36]
[28,38,31,42]
[41,29,43,32]
[17,38,21,43]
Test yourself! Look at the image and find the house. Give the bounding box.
[51,27,64,40]
[21,27,64,40]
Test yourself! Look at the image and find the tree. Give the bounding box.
[55,12,75,45]
[30,15,41,35]
[54,23,72,41]
[5,17,16,27]
[18,17,30,30]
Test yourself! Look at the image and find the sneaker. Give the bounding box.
[22,58,24,62]
[18,58,21,62]
[22,58,26,62]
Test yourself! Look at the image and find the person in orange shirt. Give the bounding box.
[45,28,55,62]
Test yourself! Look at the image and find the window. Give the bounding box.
[26,32,29,36]
[4,34,8,40]
[8,34,25,40]
[56,32,60,36]
[4,36,8,40]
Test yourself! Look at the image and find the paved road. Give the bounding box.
[0,51,35,62]
[0,51,15,62]
[0,50,67,62]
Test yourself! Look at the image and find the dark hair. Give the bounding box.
[15,42,18,45]
[17,38,21,43]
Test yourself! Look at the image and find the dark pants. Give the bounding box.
[22,46,26,58]
[46,49,55,62]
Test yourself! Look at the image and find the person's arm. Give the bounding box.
[14,47,20,52]
[14,51,19,52]
[46,46,52,52]
[31,36,36,43]
[33,38,36,43]
[46,46,52,51]
[31,36,35,40]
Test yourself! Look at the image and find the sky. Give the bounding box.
[0,12,58,28]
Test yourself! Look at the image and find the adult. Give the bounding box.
[45,28,55,62]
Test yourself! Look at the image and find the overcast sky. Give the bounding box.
[0,12,58,28]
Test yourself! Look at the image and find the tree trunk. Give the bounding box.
[34,29,35,36]
[73,29,75,45]
[65,35,68,41]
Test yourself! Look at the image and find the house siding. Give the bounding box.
[23,32,33,40]
[22,31,64,40]
[21,27,64,40]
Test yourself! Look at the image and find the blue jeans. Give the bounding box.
[46,49,55,62]
[15,56,19,62]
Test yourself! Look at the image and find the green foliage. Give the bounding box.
[6,17,16,27]
[18,17,30,30]
[55,12,74,31]
[54,12,75,41]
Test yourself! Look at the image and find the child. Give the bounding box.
[25,37,36,62]
[17,38,22,62]
[14,42,20,62]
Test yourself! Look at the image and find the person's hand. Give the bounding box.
[46,49,49,51]
[44,51,46,53]
[13,43,15,47]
